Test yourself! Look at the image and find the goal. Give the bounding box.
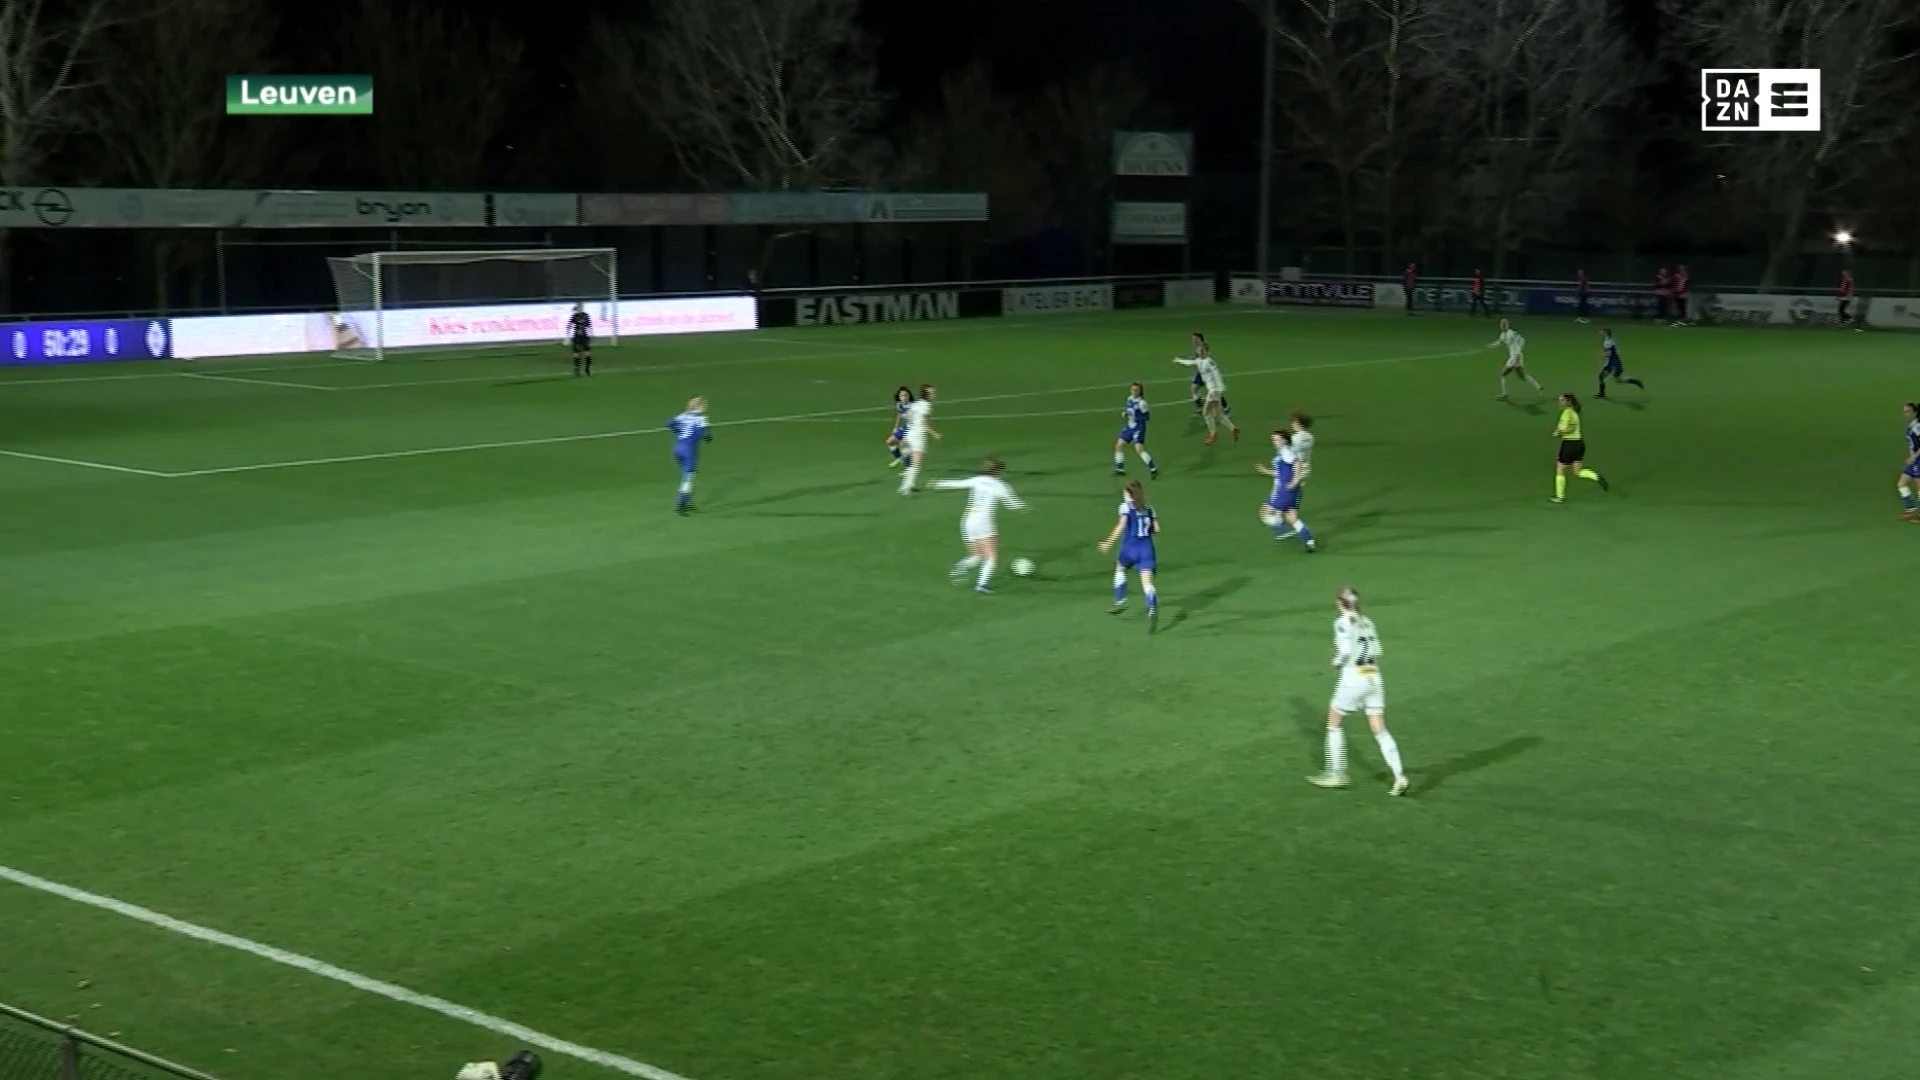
[324,248,618,361]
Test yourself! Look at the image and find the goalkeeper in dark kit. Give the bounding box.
[567,303,592,375]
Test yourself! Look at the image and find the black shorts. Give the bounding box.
[1557,439,1587,465]
[570,335,590,353]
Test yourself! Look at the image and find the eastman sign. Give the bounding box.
[797,291,959,325]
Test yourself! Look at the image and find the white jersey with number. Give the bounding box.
[1330,612,1385,715]
[934,474,1025,541]
[1177,355,1226,395]
[1495,327,1525,364]
[903,399,933,449]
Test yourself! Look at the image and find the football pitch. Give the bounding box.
[3,306,1918,1080]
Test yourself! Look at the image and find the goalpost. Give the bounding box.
[324,248,618,362]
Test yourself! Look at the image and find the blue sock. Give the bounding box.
[1295,522,1314,544]
[1144,586,1156,612]
[890,444,902,460]
[1113,571,1127,604]
[1270,518,1290,538]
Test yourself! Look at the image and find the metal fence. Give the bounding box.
[0,1003,223,1080]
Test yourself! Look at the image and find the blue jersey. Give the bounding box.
[669,410,710,470]
[1119,394,1150,441]
[1267,446,1300,511]
[1906,418,1920,477]
[892,400,910,437]
[1601,334,1623,373]
[1117,500,1157,570]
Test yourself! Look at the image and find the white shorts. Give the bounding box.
[961,512,996,543]
[1205,386,1226,400]
[1330,666,1385,715]
[1503,355,1526,370]
[904,433,928,454]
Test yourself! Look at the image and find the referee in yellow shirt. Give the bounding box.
[1552,393,1609,502]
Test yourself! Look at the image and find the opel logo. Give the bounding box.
[33,188,72,226]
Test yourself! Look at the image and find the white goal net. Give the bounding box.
[324,248,618,361]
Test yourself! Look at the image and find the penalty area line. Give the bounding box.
[0,862,697,1080]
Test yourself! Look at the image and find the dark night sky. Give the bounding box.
[391,0,1678,183]
[449,0,1266,174]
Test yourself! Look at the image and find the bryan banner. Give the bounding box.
[1112,202,1186,244]
[1112,132,1192,177]
[171,297,755,359]
[0,187,489,228]
[1408,283,1526,312]
[580,194,731,227]
[1266,280,1374,308]
[1004,283,1113,315]
[5,318,169,364]
[1524,287,1653,319]
[1868,296,1920,330]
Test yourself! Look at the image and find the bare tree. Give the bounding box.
[0,0,112,308]
[1361,0,1438,268]
[1421,0,1642,275]
[1269,0,1386,272]
[1661,0,1920,289]
[0,0,109,184]
[335,0,524,188]
[626,0,886,189]
[897,62,1047,240]
[86,0,285,308]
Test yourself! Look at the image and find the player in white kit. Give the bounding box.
[1309,587,1410,796]
[1489,318,1541,400]
[932,458,1027,593]
[1173,338,1239,444]
[898,384,939,493]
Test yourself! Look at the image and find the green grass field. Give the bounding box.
[2,306,1918,1080]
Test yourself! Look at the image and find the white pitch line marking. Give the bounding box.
[0,449,172,477]
[9,347,1477,479]
[175,372,339,391]
[0,863,694,1080]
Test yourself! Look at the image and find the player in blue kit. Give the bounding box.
[667,397,711,515]
[1594,328,1644,399]
[1900,401,1920,521]
[886,385,912,467]
[1099,480,1160,633]
[1257,429,1315,552]
[1113,382,1158,477]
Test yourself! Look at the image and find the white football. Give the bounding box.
[1011,558,1036,576]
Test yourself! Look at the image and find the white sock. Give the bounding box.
[976,557,995,589]
[1138,449,1155,468]
[1527,373,1542,389]
[1325,727,1347,775]
[1204,411,1218,434]
[1112,569,1126,588]
[900,464,919,491]
[1114,451,1125,466]
[1499,373,1508,395]
[679,478,693,495]
[1374,729,1405,781]
[960,555,982,571]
